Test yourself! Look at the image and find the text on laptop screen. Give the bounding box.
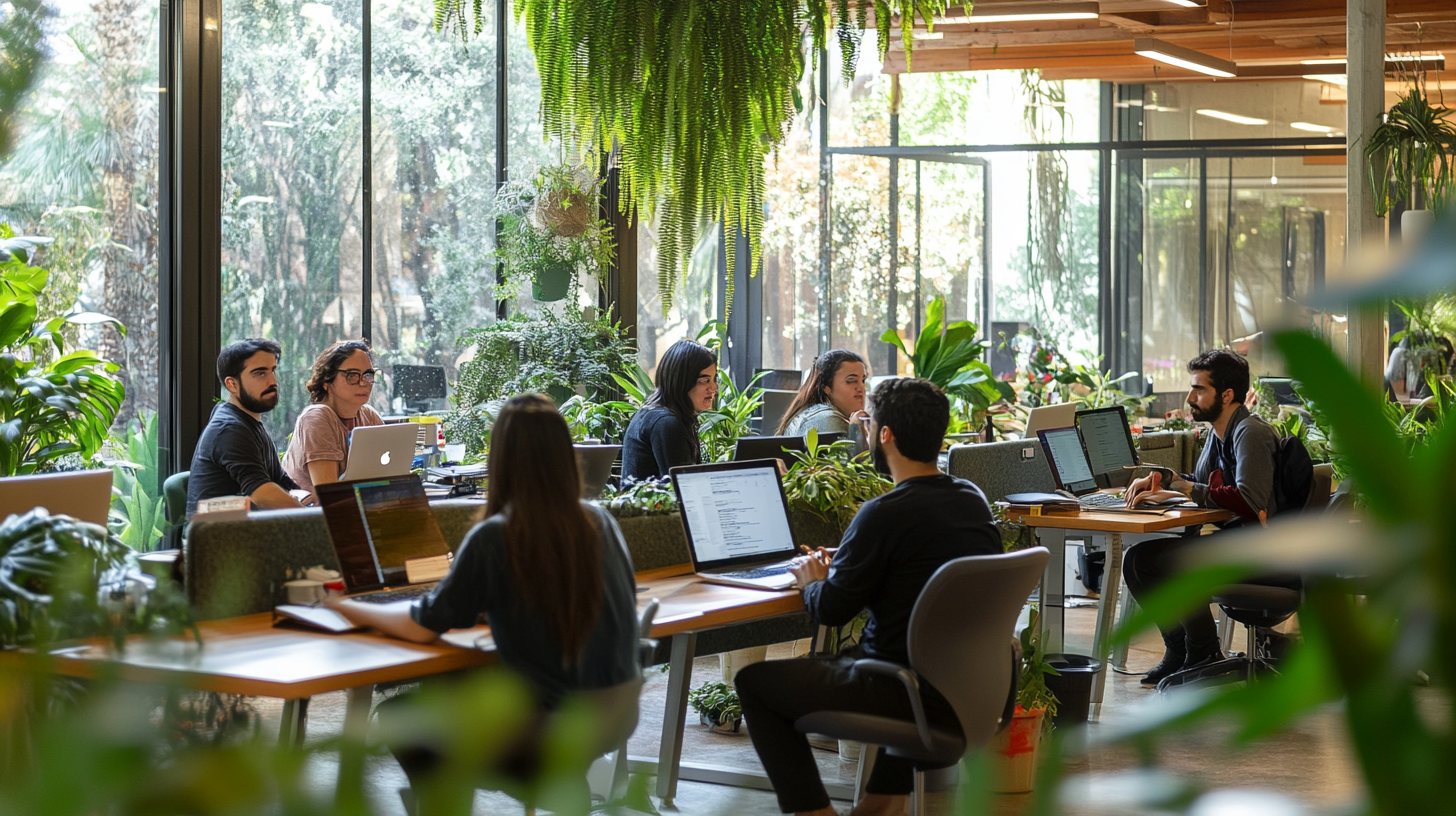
[1078,408,1137,476]
[675,466,796,563]
[1043,428,1098,493]
[355,479,449,584]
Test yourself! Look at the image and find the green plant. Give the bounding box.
[0,508,196,649]
[1016,606,1058,722]
[428,0,951,315]
[0,227,126,475]
[883,296,1013,415]
[105,412,173,553]
[558,395,636,443]
[781,429,892,532]
[600,477,679,518]
[490,162,614,304]
[687,682,742,727]
[1366,85,1456,217]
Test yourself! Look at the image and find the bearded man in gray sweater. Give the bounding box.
[1122,349,1288,688]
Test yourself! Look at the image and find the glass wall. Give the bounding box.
[0,0,162,430]
[636,216,720,376]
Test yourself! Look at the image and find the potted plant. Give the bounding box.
[687,682,743,734]
[883,297,1015,438]
[1366,84,1456,241]
[781,429,892,535]
[993,606,1059,793]
[490,163,613,304]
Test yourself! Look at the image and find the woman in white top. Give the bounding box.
[282,339,384,497]
[777,349,869,437]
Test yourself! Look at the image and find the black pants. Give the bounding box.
[1123,531,1301,653]
[735,655,960,814]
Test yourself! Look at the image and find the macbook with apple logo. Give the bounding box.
[341,423,420,481]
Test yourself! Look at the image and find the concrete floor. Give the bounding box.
[258,603,1374,815]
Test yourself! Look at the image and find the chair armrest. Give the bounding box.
[851,658,934,752]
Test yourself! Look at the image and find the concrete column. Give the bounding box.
[1345,0,1387,389]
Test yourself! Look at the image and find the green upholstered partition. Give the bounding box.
[945,439,1057,502]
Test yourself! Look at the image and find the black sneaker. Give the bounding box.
[1141,651,1187,687]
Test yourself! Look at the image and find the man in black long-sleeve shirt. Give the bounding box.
[736,378,1002,816]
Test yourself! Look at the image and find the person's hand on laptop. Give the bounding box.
[789,548,831,589]
[1125,471,1163,507]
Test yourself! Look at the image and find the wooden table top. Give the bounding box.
[2,565,805,699]
[1002,506,1232,533]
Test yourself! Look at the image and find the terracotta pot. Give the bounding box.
[992,707,1045,793]
[698,712,744,734]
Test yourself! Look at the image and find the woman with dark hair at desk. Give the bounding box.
[327,395,639,813]
[777,349,867,436]
[281,339,384,498]
[621,339,718,480]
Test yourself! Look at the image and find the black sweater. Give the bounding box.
[621,406,699,481]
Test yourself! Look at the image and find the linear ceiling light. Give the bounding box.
[1160,0,1205,6]
[1134,38,1237,78]
[1304,74,1348,87]
[1290,122,1337,133]
[1196,109,1268,126]
[941,2,1100,24]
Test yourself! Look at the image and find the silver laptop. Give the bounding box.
[0,469,113,525]
[1023,402,1078,439]
[669,459,801,591]
[341,423,419,481]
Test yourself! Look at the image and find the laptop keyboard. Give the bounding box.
[1078,492,1125,509]
[353,585,435,604]
[721,565,791,580]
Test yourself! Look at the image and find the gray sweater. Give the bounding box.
[1186,404,1281,520]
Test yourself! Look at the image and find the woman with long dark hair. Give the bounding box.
[281,339,384,497]
[777,349,869,437]
[621,339,718,480]
[328,395,640,808]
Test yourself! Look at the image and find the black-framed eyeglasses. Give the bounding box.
[336,368,378,385]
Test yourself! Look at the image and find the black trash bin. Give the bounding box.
[1043,653,1102,727]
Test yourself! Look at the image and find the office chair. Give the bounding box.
[792,548,1049,816]
[163,471,189,551]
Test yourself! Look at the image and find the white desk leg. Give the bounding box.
[656,632,697,806]
[334,686,374,809]
[1089,532,1123,722]
[1037,527,1067,654]
[278,696,310,746]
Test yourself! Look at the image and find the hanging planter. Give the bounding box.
[531,259,573,302]
[1365,85,1456,220]
[428,0,953,317]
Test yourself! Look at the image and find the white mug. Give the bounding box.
[285,579,326,605]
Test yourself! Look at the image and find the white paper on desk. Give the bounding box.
[274,605,362,633]
[406,554,451,584]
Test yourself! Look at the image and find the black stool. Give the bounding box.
[1158,581,1301,691]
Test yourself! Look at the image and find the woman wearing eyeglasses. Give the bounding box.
[282,339,385,497]
[621,339,718,481]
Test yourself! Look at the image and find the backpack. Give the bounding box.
[1273,435,1315,514]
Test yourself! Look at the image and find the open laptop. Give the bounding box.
[1035,427,1153,512]
[1075,406,1140,488]
[670,459,801,590]
[341,423,419,481]
[317,476,453,602]
[0,469,113,525]
[733,433,843,469]
[1023,402,1077,439]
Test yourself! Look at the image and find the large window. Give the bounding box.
[0,0,162,429]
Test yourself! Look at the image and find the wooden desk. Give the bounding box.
[1003,507,1232,720]
[8,564,807,808]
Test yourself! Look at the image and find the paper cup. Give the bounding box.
[285,579,325,605]
[305,567,341,583]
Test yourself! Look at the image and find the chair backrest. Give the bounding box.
[163,471,190,525]
[945,440,1055,502]
[759,389,798,434]
[906,548,1050,751]
[1307,463,1334,511]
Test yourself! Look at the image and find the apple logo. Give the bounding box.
[380,450,391,466]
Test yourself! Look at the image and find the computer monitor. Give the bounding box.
[317,476,451,591]
[753,368,803,391]
[1075,406,1139,478]
[759,389,798,434]
[392,364,448,412]
[670,460,799,572]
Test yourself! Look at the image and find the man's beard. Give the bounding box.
[238,382,280,413]
[870,438,889,474]
[1188,400,1222,424]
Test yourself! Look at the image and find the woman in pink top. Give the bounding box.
[283,339,384,498]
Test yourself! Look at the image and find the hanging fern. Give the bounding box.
[431,0,956,315]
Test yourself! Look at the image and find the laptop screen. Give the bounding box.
[318,476,451,591]
[671,461,798,570]
[1038,427,1099,495]
[1076,406,1138,476]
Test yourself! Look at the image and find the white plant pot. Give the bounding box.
[838,739,864,762]
[1402,208,1436,245]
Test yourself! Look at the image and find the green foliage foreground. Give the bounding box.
[1028,327,1456,816]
